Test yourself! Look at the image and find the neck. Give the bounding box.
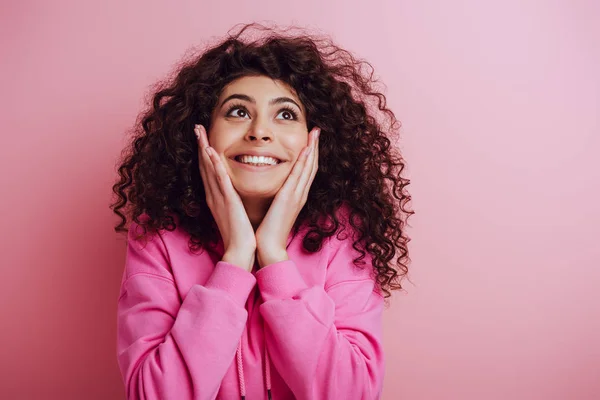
[241,196,273,231]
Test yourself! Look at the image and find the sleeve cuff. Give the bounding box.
[204,261,257,306]
[255,260,309,302]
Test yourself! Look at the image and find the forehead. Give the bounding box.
[220,75,300,103]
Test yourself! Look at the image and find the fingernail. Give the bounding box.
[316,128,320,138]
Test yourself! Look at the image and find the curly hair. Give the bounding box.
[110,22,414,300]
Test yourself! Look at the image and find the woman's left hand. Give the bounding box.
[255,127,320,268]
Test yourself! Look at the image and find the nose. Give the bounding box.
[245,123,273,143]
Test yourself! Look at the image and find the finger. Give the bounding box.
[206,146,239,199]
[196,125,214,171]
[281,126,319,196]
[195,125,210,172]
[311,129,320,180]
[207,148,244,207]
[195,126,211,192]
[285,145,312,194]
[204,147,226,196]
[296,128,319,195]
[195,126,209,180]
[195,125,220,197]
[302,129,320,199]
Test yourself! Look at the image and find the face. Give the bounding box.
[208,75,309,200]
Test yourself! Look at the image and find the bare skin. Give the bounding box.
[195,75,320,272]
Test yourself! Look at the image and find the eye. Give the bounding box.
[225,103,250,119]
[276,107,299,121]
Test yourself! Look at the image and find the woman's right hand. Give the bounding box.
[195,124,256,272]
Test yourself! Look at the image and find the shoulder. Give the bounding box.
[124,214,194,280]
[325,202,364,252]
[322,204,376,284]
[126,213,188,249]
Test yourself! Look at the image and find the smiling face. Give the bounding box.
[207,75,309,200]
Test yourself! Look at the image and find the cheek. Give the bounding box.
[286,135,309,160]
[207,127,231,153]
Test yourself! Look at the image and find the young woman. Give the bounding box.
[111,23,413,400]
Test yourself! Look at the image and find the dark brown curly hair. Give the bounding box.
[110,22,414,300]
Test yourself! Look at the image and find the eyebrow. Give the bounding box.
[219,94,303,113]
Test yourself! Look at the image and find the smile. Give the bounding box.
[234,155,281,166]
[231,156,284,171]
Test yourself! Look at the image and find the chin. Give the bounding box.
[234,183,282,200]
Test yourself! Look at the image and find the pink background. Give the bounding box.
[1,0,599,399]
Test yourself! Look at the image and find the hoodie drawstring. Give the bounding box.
[237,337,272,400]
[265,344,272,400]
[236,341,247,399]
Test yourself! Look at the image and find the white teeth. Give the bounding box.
[238,155,279,165]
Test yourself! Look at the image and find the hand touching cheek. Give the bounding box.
[255,127,320,268]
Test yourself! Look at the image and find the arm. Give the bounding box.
[255,238,385,400]
[117,224,256,400]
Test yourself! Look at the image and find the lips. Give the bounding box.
[234,154,281,165]
[230,150,285,163]
[231,157,281,171]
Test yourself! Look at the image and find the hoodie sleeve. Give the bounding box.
[116,223,256,400]
[255,236,385,400]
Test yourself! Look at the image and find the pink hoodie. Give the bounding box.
[116,217,385,400]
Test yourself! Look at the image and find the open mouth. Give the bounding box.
[233,155,282,167]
